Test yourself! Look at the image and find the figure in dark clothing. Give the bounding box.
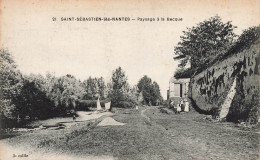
[73,114,76,121]
[169,100,172,109]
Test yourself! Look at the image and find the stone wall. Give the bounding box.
[189,42,259,123]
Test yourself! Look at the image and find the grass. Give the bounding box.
[1,106,259,160]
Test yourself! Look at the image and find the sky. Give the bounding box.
[1,0,260,99]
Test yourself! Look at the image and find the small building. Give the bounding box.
[168,77,190,100]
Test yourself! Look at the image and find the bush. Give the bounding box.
[108,94,138,109]
[117,101,135,108]
[174,68,192,79]
[77,99,113,111]
[195,26,260,76]
[227,26,260,56]
[77,100,100,111]
[162,100,170,107]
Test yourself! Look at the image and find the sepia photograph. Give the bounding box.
[0,0,260,159]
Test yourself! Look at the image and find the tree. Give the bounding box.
[108,67,130,108]
[174,15,237,69]
[151,81,162,105]
[174,68,193,79]
[44,73,64,113]
[137,75,153,105]
[82,77,106,100]
[137,75,162,105]
[0,49,23,120]
[44,74,85,114]
[97,77,106,99]
[82,77,97,100]
[15,79,55,119]
[58,74,84,109]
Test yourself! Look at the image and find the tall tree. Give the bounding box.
[108,67,130,107]
[151,81,162,105]
[58,74,84,109]
[44,73,64,112]
[0,49,23,119]
[97,77,106,99]
[15,78,55,119]
[137,75,153,105]
[137,75,162,105]
[82,76,106,100]
[174,16,237,69]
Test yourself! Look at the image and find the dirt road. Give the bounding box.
[0,106,259,160]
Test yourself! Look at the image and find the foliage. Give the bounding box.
[77,100,107,111]
[82,77,106,100]
[117,101,135,108]
[174,68,193,79]
[225,26,260,58]
[195,26,260,75]
[44,72,62,109]
[58,74,84,108]
[137,76,152,105]
[174,15,237,69]
[107,67,138,108]
[0,50,89,128]
[0,49,23,119]
[108,67,132,108]
[15,79,55,119]
[137,75,162,105]
[0,50,161,128]
[151,81,162,105]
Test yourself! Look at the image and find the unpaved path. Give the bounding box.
[141,108,151,122]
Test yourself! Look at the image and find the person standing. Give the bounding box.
[169,99,172,109]
[177,101,181,114]
[170,100,175,113]
[170,100,174,109]
[184,99,190,112]
[173,101,178,114]
[180,99,184,112]
[73,114,76,121]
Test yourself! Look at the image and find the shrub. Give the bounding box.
[77,100,100,111]
[118,101,135,108]
[174,68,192,79]
[227,26,260,56]
[195,26,260,76]
[77,99,113,111]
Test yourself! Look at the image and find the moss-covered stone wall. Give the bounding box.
[189,42,259,123]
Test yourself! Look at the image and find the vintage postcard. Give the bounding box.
[0,0,259,159]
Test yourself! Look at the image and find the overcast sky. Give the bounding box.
[1,0,260,99]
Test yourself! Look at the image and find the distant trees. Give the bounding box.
[15,78,55,119]
[43,74,85,114]
[108,67,136,108]
[0,49,23,120]
[137,75,152,104]
[82,77,106,100]
[174,16,237,77]
[58,75,84,109]
[137,75,162,105]
[226,26,260,56]
[0,49,162,128]
[0,49,87,126]
[151,81,162,105]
